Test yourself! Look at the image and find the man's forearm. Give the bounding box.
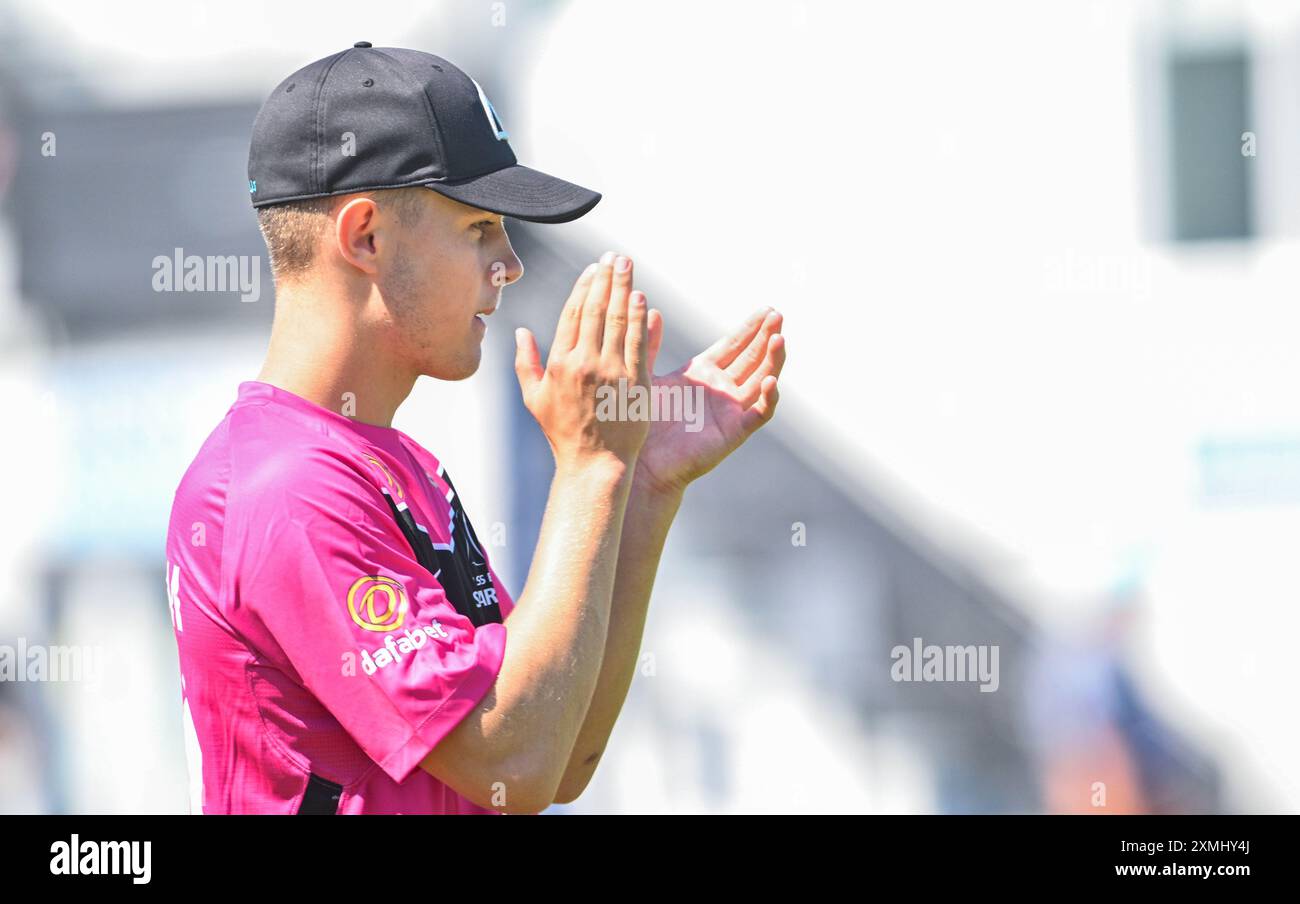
[553,467,684,802]
[460,457,634,808]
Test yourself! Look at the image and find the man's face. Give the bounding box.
[376,189,524,381]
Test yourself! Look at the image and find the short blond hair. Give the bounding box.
[255,187,427,281]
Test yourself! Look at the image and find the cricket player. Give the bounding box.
[165,44,785,814]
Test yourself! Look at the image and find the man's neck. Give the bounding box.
[256,283,416,428]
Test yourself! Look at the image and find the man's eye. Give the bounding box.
[473,220,496,233]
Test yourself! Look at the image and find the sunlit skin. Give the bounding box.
[512,255,785,497]
[258,186,785,454]
[513,256,785,801]
[255,184,786,804]
[633,304,785,497]
[256,188,524,426]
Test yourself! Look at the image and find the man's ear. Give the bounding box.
[333,197,382,276]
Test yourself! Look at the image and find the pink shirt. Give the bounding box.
[165,381,514,814]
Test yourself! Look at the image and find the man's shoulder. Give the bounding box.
[178,395,388,521]
[237,409,386,506]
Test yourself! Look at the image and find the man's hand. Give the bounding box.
[514,252,651,470]
[634,305,785,497]
[545,305,785,804]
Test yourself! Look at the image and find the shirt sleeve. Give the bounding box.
[236,457,507,785]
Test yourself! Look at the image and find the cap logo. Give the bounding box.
[470,78,509,141]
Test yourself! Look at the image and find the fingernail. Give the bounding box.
[616,255,630,272]
[632,291,646,306]
[582,262,598,278]
[514,328,525,345]
[600,251,617,267]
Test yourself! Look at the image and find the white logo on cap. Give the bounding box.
[471,78,509,141]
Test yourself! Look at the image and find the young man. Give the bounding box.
[165,44,785,814]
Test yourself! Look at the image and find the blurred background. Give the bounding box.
[0,0,1295,813]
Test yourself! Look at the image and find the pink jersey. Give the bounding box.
[165,381,514,814]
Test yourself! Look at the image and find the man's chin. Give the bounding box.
[424,349,481,382]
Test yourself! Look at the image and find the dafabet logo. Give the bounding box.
[347,575,408,632]
[357,623,452,675]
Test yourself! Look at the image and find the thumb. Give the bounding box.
[514,327,543,394]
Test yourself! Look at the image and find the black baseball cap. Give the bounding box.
[247,42,600,223]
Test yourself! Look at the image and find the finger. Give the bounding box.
[624,291,648,378]
[514,327,543,395]
[703,306,771,369]
[578,251,618,352]
[738,332,786,406]
[739,375,780,435]
[646,307,664,376]
[727,309,783,383]
[552,262,598,356]
[602,255,634,358]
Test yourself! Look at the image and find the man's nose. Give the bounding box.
[494,250,524,287]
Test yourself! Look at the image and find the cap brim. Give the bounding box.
[424,164,601,224]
